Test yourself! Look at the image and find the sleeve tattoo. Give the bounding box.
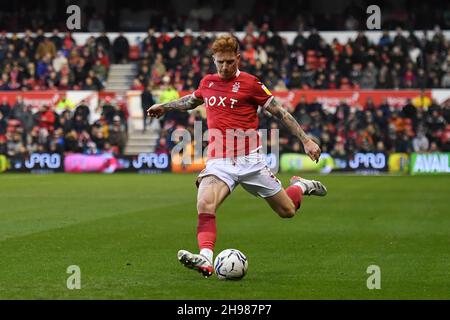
[265,98,310,144]
[163,95,204,112]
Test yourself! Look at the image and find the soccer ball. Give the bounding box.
[214,249,248,280]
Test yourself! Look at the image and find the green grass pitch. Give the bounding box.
[0,173,449,299]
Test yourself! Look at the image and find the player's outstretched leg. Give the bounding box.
[266,176,327,218]
[177,249,214,278]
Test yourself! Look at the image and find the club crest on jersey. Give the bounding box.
[232,82,240,93]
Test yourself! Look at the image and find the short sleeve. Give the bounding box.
[192,78,205,100]
[252,78,274,108]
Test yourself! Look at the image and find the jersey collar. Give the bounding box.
[216,69,241,81]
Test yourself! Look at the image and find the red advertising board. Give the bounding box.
[179,89,432,110]
[0,89,436,114]
[1,91,63,112]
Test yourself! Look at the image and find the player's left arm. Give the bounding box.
[265,97,321,162]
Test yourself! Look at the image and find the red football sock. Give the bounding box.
[285,185,303,210]
[197,213,216,251]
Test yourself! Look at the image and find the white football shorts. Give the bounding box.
[196,150,282,198]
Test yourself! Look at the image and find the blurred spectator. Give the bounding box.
[360,62,378,89]
[159,76,181,124]
[402,99,417,121]
[131,78,144,91]
[96,32,111,53]
[412,91,432,108]
[56,97,76,114]
[154,137,170,154]
[152,53,167,83]
[141,83,155,132]
[412,129,430,152]
[115,96,129,133]
[108,118,127,154]
[112,32,129,63]
[50,29,62,50]
[0,97,11,119]
[442,71,450,88]
[53,51,68,72]
[36,37,56,60]
[101,96,116,124]
[93,59,108,83]
[0,113,6,136]
[274,79,288,92]
[74,102,90,122]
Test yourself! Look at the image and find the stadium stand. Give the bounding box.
[0,1,449,158]
[0,94,129,157]
[132,26,450,155]
[131,26,450,90]
[0,27,449,157]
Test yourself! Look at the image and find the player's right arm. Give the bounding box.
[147,95,204,118]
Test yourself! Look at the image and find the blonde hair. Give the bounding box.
[211,34,240,54]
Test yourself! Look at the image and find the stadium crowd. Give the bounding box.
[153,96,450,158]
[135,24,449,157]
[0,24,449,158]
[0,29,114,91]
[1,25,450,93]
[0,96,129,157]
[133,25,450,91]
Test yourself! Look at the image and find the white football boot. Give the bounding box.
[290,176,327,196]
[177,250,214,278]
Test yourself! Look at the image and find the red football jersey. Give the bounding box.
[193,70,273,158]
